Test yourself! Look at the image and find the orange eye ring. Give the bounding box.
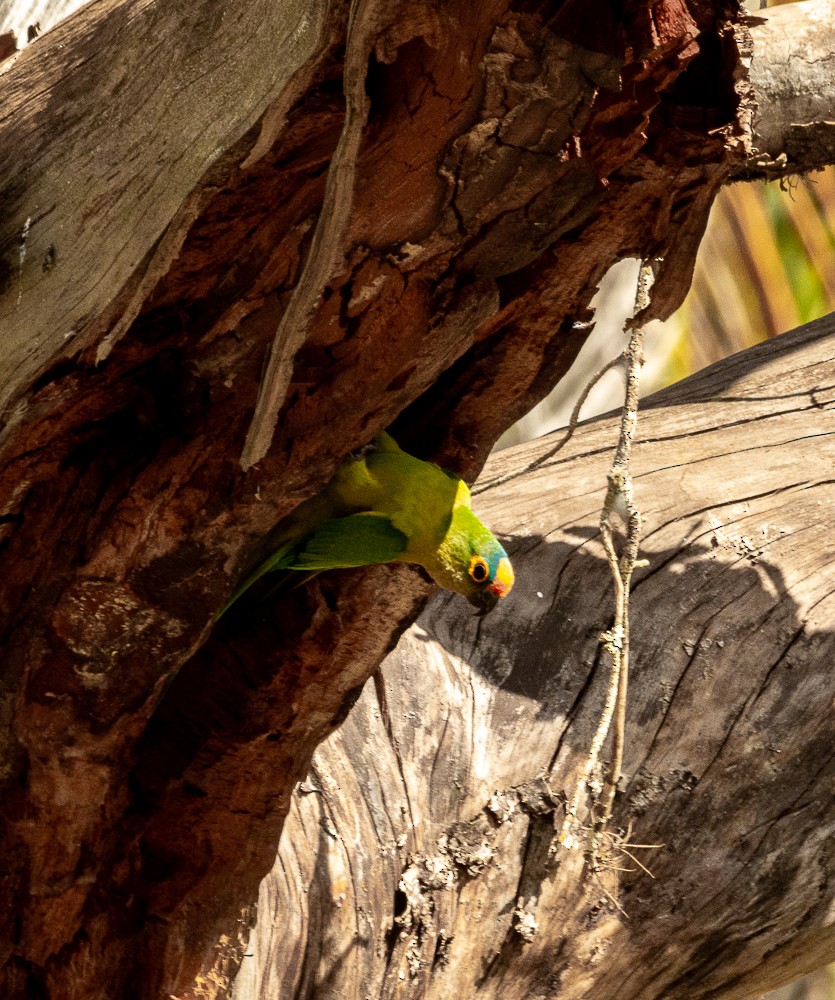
[469,555,489,584]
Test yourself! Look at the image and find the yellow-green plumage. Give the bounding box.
[218,432,514,617]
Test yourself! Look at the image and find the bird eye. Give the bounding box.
[469,556,489,583]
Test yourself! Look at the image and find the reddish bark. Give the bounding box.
[0,0,763,995]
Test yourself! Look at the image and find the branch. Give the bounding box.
[239,0,381,469]
[562,261,653,850]
[239,312,835,999]
[744,0,835,177]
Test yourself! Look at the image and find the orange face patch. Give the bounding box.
[487,557,514,598]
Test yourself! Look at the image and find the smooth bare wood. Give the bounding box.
[0,0,329,411]
[236,314,835,1000]
[0,1,90,45]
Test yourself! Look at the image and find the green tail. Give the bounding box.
[214,541,297,620]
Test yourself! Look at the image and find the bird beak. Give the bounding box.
[469,590,499,616]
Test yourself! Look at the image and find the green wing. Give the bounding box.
[290,512,407,570]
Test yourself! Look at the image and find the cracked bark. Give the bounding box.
[238,314,835,1000]
[0,0,833,997]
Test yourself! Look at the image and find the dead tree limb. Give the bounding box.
[0,1,833,997]
[237,313,835,1000]
[747,0,835,175]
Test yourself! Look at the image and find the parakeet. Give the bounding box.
[219,431,514,617]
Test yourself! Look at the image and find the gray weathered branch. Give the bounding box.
[235,313,835,1000]
[747,0,835,175]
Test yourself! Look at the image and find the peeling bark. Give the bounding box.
[236,314,835,1000]
[0,0,832,996]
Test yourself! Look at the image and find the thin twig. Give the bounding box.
[590,820,665,884]
[597,317,645,829]
[592,871,629,918]
[617,846,657,879]
[560,259,655,852]
[560,615,623,847]
[472,353,625,496]
[240,0,379,470]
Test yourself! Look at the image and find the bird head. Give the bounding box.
[430,506,514,615]
[464,544,515,615]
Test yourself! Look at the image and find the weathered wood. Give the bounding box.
[235,313,835,1000]
[0,0,833,997]
[0,0,330,412]
[748,1,835,172]
[0,1,89,48]
[0,1,750,994]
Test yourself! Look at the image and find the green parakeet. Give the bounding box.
[219,432,514,617]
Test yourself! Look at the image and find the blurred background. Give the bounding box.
[498,164,835,449]
[770,966,835,1000]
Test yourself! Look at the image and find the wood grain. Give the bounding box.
[0,0,329,414]
[234,314,835,1000]
[0,1,832,996]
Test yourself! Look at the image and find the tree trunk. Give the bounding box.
[235,313,835,1000]
[0,0,833,997]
